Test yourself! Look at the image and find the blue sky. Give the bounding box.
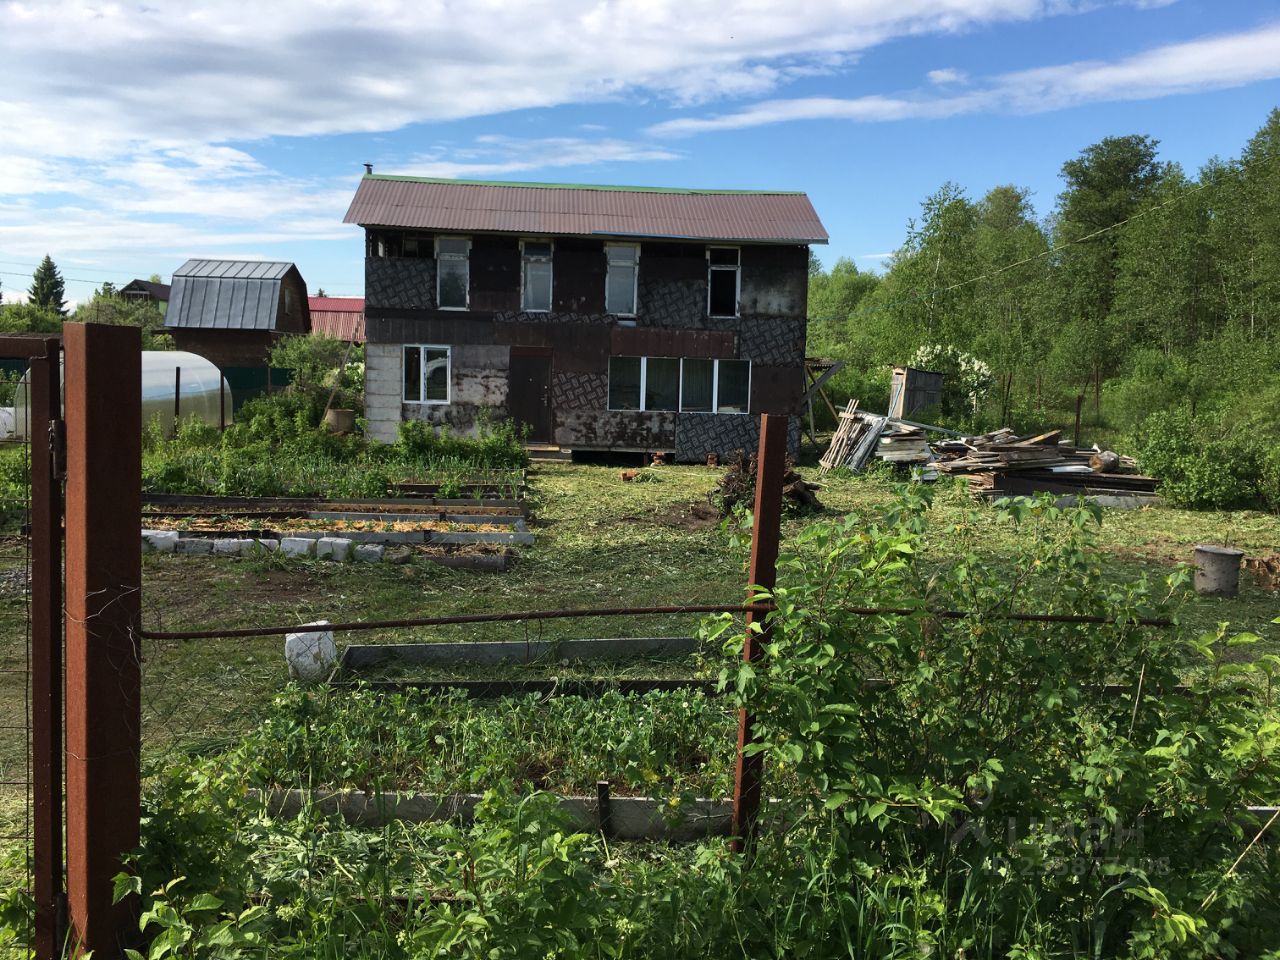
[1,0,1278,305]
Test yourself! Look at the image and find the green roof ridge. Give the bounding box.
[362,174,805,195]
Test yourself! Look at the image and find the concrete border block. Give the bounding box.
[353,544,385,563]
[142,530,179,553]
[316,537,354,561]
[280,537,315,558]
[175,537,213,555]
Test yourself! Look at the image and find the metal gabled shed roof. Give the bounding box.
[166,259,296,331]
[343,176,829,245]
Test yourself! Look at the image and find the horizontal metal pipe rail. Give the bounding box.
[140,603,1173,641]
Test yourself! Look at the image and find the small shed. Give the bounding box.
[308,297,365,342]
[165,259,310,368]
[888,366,944,420]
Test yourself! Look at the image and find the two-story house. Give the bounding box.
[343,175,827,461]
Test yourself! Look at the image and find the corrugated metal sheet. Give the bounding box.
[308,297,365,341]
[166,260,293,330]
[174,259,293,280]
[344,177,828,245]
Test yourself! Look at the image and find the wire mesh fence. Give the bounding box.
[0,399,34,958]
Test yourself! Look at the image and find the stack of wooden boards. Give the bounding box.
[932,429,1156,499]
[820,413,1157,500]
[820,400,937,476]
[819,401,887,474]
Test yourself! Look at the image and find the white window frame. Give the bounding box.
[607,355,677,412]
[435,236,470,311]
[706,245,741,318]
[605,243,640,317]
[520,238,554,312]
[679,358,751,414]
[403,344,451,405]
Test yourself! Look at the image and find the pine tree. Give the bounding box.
[28,255,66,315]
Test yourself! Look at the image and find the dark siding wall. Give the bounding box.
[553,238,606,314]
[740,245,808,319]
[470,235,520,313]
[171,329,278,368]
[363,231,809,458]
[275,268,311,334]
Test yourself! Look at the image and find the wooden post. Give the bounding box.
[29,341,64,960]
[219,374,226,431]
[1073,394,1083,448]
[596,781,613,840]
[63,324,142,956]
[730,414,787,854]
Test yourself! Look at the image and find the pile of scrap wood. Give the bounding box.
[932,429,1156,499]
[819,404,1157,501]
[819,400,938,475]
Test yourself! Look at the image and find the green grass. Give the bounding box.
[4,460,1280,955]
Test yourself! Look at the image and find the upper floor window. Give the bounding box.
[605,244,639,316]
[367,230,431,258]
[521,239,553,312]
[436,237,470,309]
[707,246,740,317]
[404,344,451,404]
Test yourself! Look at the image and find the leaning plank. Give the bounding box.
[254,788,734,841]
[342,636,701,670]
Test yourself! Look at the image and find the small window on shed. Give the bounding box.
[436,237,470,310]
[707,246,740,317]
[605,244,639,316]
[521,239,553,312]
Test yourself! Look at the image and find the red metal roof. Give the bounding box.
[343,176,828,245]
[307,297,364,342]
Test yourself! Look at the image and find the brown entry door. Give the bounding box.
[508,349,553,443]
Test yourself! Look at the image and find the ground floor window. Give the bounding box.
[608,356,750,413]
[681,358,750,414]
[404,344,450,403]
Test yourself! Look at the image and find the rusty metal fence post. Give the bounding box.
[29,339,65,960]
[730,414,787,854]
[63,323,142,956]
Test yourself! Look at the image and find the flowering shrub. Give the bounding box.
[908,343,993,422]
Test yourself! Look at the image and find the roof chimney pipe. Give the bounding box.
[363,163,373,175]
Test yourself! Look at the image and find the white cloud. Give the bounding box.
[928,67,969,84]
[0,0,1179,262]
[650,23,1280,135]
[0,0,1107,163]
[400,137,681,179]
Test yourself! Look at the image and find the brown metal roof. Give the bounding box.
[308,297,365,342]
[343,176,828,245]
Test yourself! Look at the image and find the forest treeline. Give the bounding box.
[808,107,1280,509]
